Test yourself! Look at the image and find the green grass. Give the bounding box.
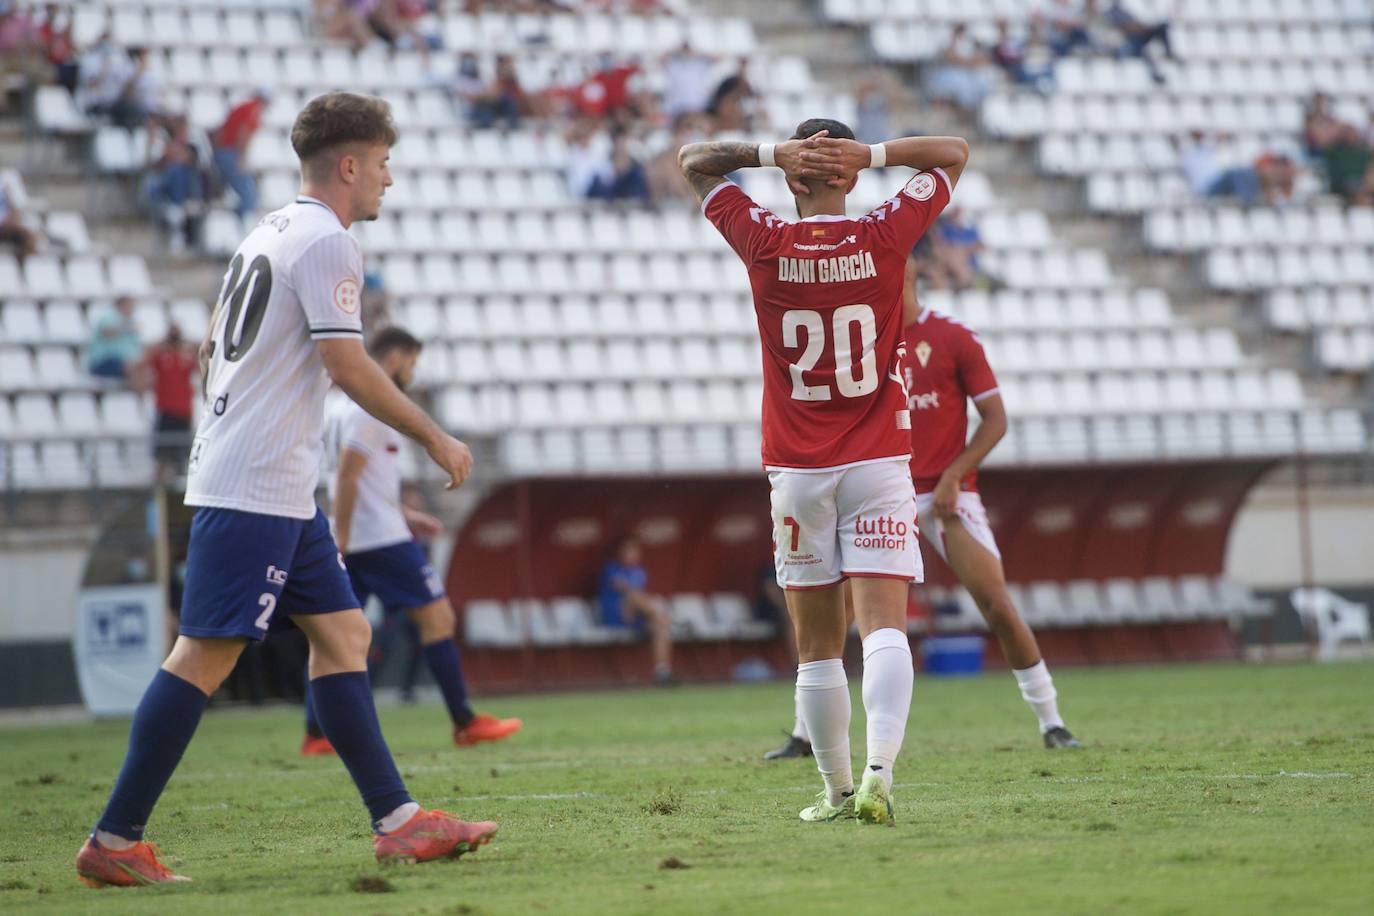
[3,662,1373,915]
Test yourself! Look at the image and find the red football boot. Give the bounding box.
[373,809,498,864]
[454,713,523,748]
[300,734,336,756]
[75,836,191,887]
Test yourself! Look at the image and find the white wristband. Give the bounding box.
[758,143,776,168]
[868,143,887,169]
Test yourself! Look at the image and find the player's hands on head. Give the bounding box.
[427,434,474,490]
[932,472,960,520]
[774,129,829,196]
[798,136,871,188]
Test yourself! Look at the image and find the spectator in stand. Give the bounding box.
[576,54,641,125]
[38,4,77,94]
[1302,92,1351,158]
[212,87,270,222]
[451,53,527,129]
[0,0,41,105]
[145,114,203,255]
[661,42,714,120]
[563,116,609,197]
[927,23,996,113]
[587,132,649,203]
[367,0,438,61]
[1255,152,1300,208]
[855,70,897,146]
[910,233,954,292]
[646,111,709,203]
[314,0,376,50]
[1322,129,1372,202]
[140,322,198,481]
[75,31,132,122]
[0,174,39,259]
[706,62,760,132]
[991,18,1054,92]
[1098,0,1175,84]
[88,296,142,381]
[1038,0,1096,57]
[598,535,674,685]
[934,208,985,291]
[1177,131,1262,205]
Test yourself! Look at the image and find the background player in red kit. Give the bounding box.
[902,253,1081,749]
[678,121,968,823]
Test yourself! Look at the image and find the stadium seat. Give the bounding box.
[464,600,522,648]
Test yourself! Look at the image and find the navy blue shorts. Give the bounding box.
[346,539,445,615]
[180,506,359,641]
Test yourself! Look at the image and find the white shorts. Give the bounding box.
[915,490,1002,564]
[768,459,922,590]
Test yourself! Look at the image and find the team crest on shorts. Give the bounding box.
[903,173,937,201]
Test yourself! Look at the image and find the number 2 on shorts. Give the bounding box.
[255,592,277,630]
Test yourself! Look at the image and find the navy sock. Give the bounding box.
[309,671,412,829]
[303,672,324,739]
[95,669,208,841]
[422,638,475,728]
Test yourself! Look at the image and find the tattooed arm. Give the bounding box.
[677,132,830,204]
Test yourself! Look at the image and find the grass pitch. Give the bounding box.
[2,661,1372,915]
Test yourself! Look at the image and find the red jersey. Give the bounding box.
[904,309,999,492]
[703,170,952,470]
[148,345,197,419]
[214,98,265,151]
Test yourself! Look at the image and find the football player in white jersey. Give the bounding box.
[78,92,496,888]
[300,326,522,756]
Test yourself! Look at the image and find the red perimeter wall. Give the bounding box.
[444,460,1274,688]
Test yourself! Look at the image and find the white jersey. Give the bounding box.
[185,196,365,519]
[324,394,412,553]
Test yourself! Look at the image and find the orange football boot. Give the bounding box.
[373,809,498,864]
[454,713,523,747]
[75,836,191,887]
[300,734,337,756]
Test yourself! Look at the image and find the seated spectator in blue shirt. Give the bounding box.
[88,295,141,380]
[599,535,674,684]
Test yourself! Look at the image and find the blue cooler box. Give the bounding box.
[921,635,986,676]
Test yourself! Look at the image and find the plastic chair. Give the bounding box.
[1290,587,1372,662]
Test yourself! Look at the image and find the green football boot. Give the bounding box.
[798,790,855,823]
[853,771,894,825]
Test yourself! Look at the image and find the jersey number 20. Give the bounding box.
[217,253,273,362]
[782,304,878,401]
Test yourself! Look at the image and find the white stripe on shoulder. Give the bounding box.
[932,167,953,195]
[700,181,733,213]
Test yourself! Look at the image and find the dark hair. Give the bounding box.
[291,92,397,167]
[791,118,856,142]
[368,325,422,360]
[611,534,641,555]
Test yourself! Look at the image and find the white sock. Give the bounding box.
[791,685,810,742]
[1013,660,1064,733]
[95,829,137,851]
[861,628,914,791]
[376,801,422,834]
[796,658,852,805]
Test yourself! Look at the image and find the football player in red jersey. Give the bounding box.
[900,254,1080,748]
[679,121,968,823]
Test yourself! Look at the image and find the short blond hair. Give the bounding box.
[290,92,397,172]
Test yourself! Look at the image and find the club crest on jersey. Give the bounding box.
[914,340,933,367]
[333,277,360,314]
[265,565,288,585]
[903,173,937,201]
